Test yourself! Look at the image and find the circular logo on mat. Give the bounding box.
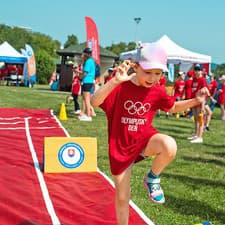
[58,142,84,169]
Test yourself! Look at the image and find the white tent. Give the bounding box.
[0,41,27,64]
[120,35,211,64]
[155,35,211,64]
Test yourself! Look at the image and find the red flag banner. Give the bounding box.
[85,16,100,65]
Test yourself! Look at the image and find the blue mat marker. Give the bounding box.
[194,222,212,225]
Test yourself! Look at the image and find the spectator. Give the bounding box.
[217,75,225,121]
[104,67,115,84]
[157,73,169,118]
[77,47,96,122]
[184,70,194,118]
[71,65,81,115]
[208,75,218,112]
[188,64,208,143]
[173,71,185,118]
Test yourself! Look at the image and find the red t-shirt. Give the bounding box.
[191,76,207,98]
[104,75,114,84]
[185,79,193,99]
[100,81,175,175]
[0,67,8,78]
[173,80,185,98]
[218,84,225,104]
[159,76,167,87]
[208,80,218,96]
[71,75,81,95]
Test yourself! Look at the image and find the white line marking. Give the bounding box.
[24,117,61,225]
[0,126,58,130]
[0,121,24,125]
[53,111,155,225]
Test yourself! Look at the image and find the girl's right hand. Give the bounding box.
[114,60,136,83]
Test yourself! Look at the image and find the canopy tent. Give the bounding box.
[120,35,211,81]
[0,41,27,64]
[120,35,211,64]
[155,35,211,64]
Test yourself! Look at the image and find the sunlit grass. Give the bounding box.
[0,84,224,225]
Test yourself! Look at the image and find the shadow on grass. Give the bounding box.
[202,143,225,149]
[166,194,225,225]
[163,172,225,190]
[182,155,225,167]
[156,121,193,130]
[208,152,225,157]
[156,126,190,135]
[163,173,225,224]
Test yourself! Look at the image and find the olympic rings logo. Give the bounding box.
[124,100,151,115]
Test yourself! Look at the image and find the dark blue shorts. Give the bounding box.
[81,83,94,92]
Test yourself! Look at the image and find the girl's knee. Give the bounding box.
[162,136,177,157]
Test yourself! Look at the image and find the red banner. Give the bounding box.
[85,16,100,65]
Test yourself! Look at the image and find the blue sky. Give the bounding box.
[1,0,225,63]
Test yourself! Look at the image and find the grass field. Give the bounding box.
[0,85,224,225]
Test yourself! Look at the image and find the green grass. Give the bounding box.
[0,85,225,225]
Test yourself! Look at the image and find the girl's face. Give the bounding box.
[134,65,163,88]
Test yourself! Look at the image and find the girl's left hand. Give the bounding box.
[196,87,210,103]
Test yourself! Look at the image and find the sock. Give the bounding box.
[148,170,159,179]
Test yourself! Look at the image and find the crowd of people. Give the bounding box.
[68,47,225,132]
[0,64,23,85]
[171,64,225,143]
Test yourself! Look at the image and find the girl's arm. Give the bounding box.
[90,77,121,107]
[91,60,136,107]
[169,87,209,113]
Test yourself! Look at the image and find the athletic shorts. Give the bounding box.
[81,83,94,92]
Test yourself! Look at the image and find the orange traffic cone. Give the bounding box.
[59,103,67,120]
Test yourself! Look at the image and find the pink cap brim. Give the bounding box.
[139,62,168,72]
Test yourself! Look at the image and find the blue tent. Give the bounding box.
[0,41,27,64]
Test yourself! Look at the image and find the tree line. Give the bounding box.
[0,23,224,84]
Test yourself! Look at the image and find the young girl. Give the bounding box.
[188,64,208,143]
[91,43,209,225]
[218,75,225,121]
[71,66,81,114]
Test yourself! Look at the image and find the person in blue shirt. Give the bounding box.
[77,47,95,121]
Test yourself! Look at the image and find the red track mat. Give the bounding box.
[0,108,154,225]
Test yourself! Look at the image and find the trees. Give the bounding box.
[64,34,78,48]
[0,23,60,84]
[213,64,225,77]
[35,49,55,84]
[105,41,136,56]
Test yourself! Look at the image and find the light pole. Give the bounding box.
[134,17,141,44]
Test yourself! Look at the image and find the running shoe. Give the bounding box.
[143,176,165,204]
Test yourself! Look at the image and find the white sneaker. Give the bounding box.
[187,135,197,140]
[190,137,203,143]
[74,110,81,115]
[78,115,92,122]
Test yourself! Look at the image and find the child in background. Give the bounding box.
[188,64,208,143]
[104,67,115,83]
[172,71,185,118]
[157,72,168,118]
[208,75,218,112]
[71,66,81,114]
[173,71,185,101]
[184,71,194,118]
[217,75,225,121]
[91,43,209,225]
